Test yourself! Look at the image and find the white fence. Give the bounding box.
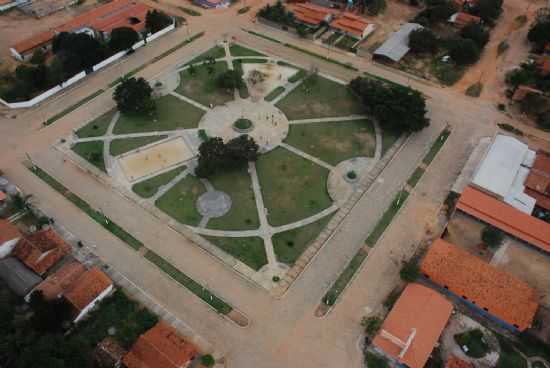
[0,22,176,109]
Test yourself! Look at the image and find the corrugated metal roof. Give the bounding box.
[373,23,422,62]
[0,257,42,296]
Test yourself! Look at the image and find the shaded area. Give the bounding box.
[381,128,402,157]
[206,167,260,231]
[272,213,334,265]
[203,236,267,271]
[113,95,205,134]
[110,135,168,157]
[256,147,332,226]
[285,120,375,165]
[132,166,187,198]
[72,141,106,172]
[155,175,205,226]
[75,109,117,138]
[176,62,233,107]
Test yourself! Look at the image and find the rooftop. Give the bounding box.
[0,257,42,296]
[446,355,473,368]
[421,238,539,331]
[291,3,333,26]
[373,283,453,368]
[123,322,198,368]
[329,12,372,38]
[33,260,86,300]
[13,228,71,275]
[525,150,550,207]
[373,23,423,62]
[0,219,21,245]
[457,186,550,253]
[64,267,112,311]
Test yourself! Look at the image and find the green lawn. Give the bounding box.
[265,86,285,102]
[381,128,401,157]
[454,329,490,358]
[276,76,364,120]
[229,44,266,57]
[176,62,233,107]
[71,141,106,172]
[256,147,332,226]
[423,128,451,165]
[285,120,375,165]
[407,167,425,188]
[132,166,187,198]
[110,135,168,156]
[206,167,260,231]
[186,45,226,65]
[113,95,205,134]
[366,190,410,247]
[272,213,334,265]
[75,110,117,138]
[323,249,368,305]
[155,175,205,226]
[204,236,267,270]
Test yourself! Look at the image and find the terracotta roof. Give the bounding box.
[329,12,371,37]
[525,150,550,194]
[421,238,539,331]
[13,228,71,275]
[0,191,6,201]
[0,219,20,245]
[12,0,153,54]
[512,85,543,101]
[373,283,453,368]
[123,322,198,368]
[446,355,473,368]
[292,3,332,26]
[64,267,112,311]
[33,260,86,300]
[457,186,550,253]
[451,12,481,27]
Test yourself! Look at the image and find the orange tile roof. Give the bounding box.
[0,219,20,245]
[525,151,550,210]
[512,85,543,101]
[525,188,550,211]
[0,191,6,202]
[421,238,539,331]
[446,355,473,368]
[123,322,198,368]
[292,3,332,26]
[330,12,371,37]
[12,0,153,54]
[33,260,86,300]
[13,228,71,275]
[373,283,453,368]
[452,12,481,27]
[457,186,550,252]
[64,267,112,311]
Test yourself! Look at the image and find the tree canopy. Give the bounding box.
[471,0,503,23]
[527,19,550,50]
[113,77,155,115]
[460,23,490,49]
[52,32,106,76]
[216,69,245,90]
[195,135,259,178]
[109,27,140,52]
[349,77,429,133]
[145,9,172,33]
[449,38,481,65]
[409,28,439,54]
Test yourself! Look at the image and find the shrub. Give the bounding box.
[481,225,504,248]
[460,23,490,49]
[527,18,550,50]
[454,329,490,358]
[497,40,509,55]
[216,69,244,90]
[109,27,140,52]
[361,316,382,337]
[365,352,389,368]
[399,259,419,281]
[30,49,46,65]
[465,82,483,97]
[409,28,439,54]
[201,354,215,367]
[470,0,503,23]
[520,92,547,115]
[449,38,481,65]
[113,77,155,115]
[383,288,402,310]
[367,0,386,15]
[497,123,523,136]
[145,9,172,33]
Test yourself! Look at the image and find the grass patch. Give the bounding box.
[206,167,260,231]
[177,62,233,107]
[204,236,267,270]
[381,128,401,157]
[75,110,117,138]
[73,289,158,349]
[44,89,105,126]
[454,329,490,358]
[364,352,389,368]
[72,141,106,172]
[29,165,144,251]
[335,35,357,51]
[234,58,268,64]
[422,128,451,165]
[155,175,205,226]
[276,76,363,120]
[229,44,265,57]
[366,190,409,246]
[323,32,341,45]
[144,250,232,314]
[113,95,205,134]
[178,6,201,16]
[496,335,528,368]
[246,30,282,44]
[288,69,306,83]
[285,120,375,165]
[264,86,285,102]
[132,166,187,198]
[322,249,368,306]
[407,167,425,188]
[431,58,465,86]
[110,135,167,156]
[256,147,332,226]
[186,46,225,65]
[272,213,334,265]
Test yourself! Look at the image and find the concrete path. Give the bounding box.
[289,115,369,124]
[74,130,179,143]
[150,166,191,202]
[170,91,210,111]
[279,143,334,170]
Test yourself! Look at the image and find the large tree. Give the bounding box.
[409,28,439,54]
[195,135,259,178]
[113,77,155,115]
[109,27,140,52]
[471,0,503,23]
[527,19,550,51]
[460,23,489,49]
[216,69,244,90]
[52,32,106,76]
[145,9,172,33]
[449,38,481,65]
[349,77,429,133]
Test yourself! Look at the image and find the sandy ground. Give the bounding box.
[242,62,295,99]
[443,211,493,262]
[453,0,547,102]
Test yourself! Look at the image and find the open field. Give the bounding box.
[176,62,233,107]
[155,175,206,226]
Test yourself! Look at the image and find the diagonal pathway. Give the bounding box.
[150,166,191,202]
[289,115,369,124]
[102,111,120,174]
[170,91,210,111]
[269,79,303,105]
[279,143,334,170]
[75,130,180,143]
[272,205,339,234]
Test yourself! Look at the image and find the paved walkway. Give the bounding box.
[279,143,334,170]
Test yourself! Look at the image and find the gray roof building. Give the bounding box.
[373,23,423,62]
[0,257,42,296]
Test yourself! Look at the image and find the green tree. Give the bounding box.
[195,135,259,178]
[52,32,107,76]
[216,69,244,90]
[109,27,140,52]
[481,225,504,248]
[409,28,439,54]
[113,77,155,115]
[429,1,457,23]
[349,77,430,133]
[145,9,173,33]
[505,63,537,88]
[527,19,550,50]
[449,38,481,65]
[520,92,548,115]
[471,0,503,23]
[460,23,490,49]
[30,49,46,65]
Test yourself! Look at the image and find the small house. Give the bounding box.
[13,228,71,275]
[64,267,113,322]
[329,12,375,39]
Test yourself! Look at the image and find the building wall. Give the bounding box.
[74,284,114,323]
[0,238,20,259]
